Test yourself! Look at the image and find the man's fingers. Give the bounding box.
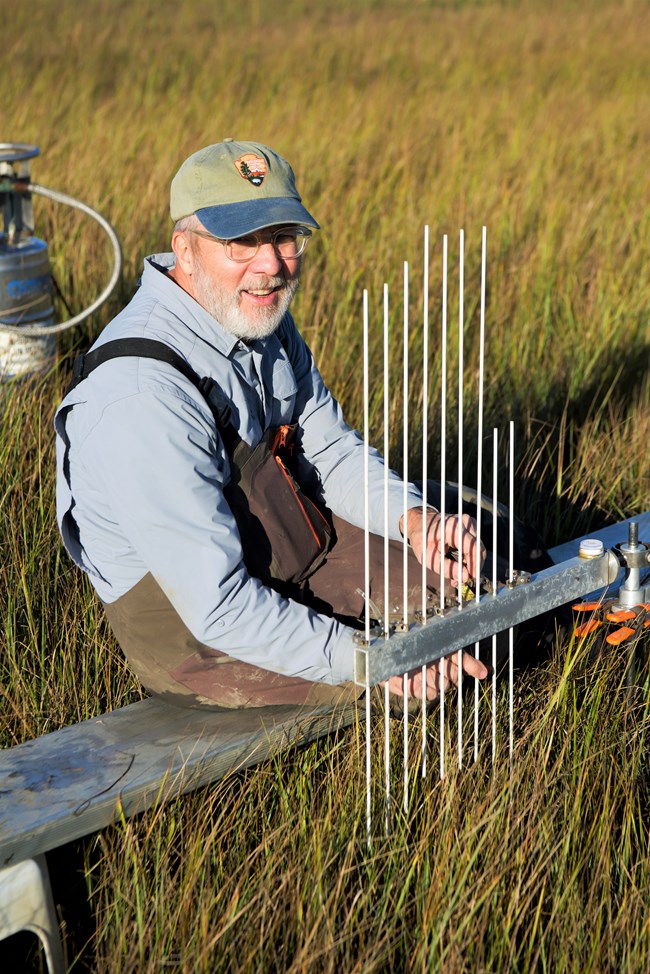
[382,651,488,702]
[412,510,486,580]
[443,513,477,549]
[457,650,488,681]
[459,534,485,581]
[437,515,486,582]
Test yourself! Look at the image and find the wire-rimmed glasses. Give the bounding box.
[189,225,312,262]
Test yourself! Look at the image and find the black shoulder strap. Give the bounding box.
[67,338,237,448]
[67,329,292,453]
[70,338,199,390]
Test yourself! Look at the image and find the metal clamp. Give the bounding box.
[613,522,650,607]
[506,570,532,588]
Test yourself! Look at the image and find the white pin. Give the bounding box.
[509,420,515,761]
[492,427,499,763]
[383,283,391,834]
[421,225,429,777]
[474,227,487,762]
[402,260,410,813]
[439,234,448,780]
[363,289,371,847]
[457,229,465,769]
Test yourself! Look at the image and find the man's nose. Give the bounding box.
[248,242,283,275]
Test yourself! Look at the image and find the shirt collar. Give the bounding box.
[142,253,241,357]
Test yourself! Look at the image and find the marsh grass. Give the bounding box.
[76,643,650,972]
[1,0,649,970]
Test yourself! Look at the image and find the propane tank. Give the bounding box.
[0,142,122,382]
[0,144,55,379]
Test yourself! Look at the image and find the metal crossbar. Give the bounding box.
[354,551,621,685]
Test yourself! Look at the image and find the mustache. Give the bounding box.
[238,275,301,293]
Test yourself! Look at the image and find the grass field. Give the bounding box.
[1,0,649,970]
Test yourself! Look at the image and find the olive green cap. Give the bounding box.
[170,139,319,238]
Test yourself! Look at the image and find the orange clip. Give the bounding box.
[572,602,604,613]
[606,627,636,646]
[605,609,636,623]
[574,619,603,638]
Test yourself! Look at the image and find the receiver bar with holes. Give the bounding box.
[354,550,622,685]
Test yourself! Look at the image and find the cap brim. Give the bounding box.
[196,197,319,239]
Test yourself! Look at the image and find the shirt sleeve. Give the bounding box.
[280,317,424,537]
[78,380,358,685]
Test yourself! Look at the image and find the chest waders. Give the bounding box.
[63,340,552,709]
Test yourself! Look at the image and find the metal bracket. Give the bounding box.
[612,522,650,607]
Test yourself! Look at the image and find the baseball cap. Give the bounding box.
[170,139,320,239]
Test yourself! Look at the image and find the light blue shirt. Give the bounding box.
[55,254,424,685]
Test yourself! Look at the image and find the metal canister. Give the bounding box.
[0,235,55,379]
[0,143,55,380]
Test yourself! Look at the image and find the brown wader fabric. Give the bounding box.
[103,512,445,710]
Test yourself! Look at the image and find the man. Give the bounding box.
[55,139,487,709]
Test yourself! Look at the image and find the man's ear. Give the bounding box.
[171,230,194,277]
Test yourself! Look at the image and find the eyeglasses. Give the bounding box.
[189,225,312,262]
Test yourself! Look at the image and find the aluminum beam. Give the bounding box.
[355,551,622,685]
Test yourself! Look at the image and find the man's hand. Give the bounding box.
[382,650,488,701]
[399,507,486,586]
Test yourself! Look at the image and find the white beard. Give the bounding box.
[191,258,300,341]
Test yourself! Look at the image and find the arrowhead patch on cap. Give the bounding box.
[235,153,267,186]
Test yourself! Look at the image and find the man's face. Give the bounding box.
[186,226,301,341]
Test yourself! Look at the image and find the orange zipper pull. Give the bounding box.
[273,425,289,451]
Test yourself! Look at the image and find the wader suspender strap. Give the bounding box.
[64,334,333,587]
[68,338,237,452]
[58,338,237,558]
